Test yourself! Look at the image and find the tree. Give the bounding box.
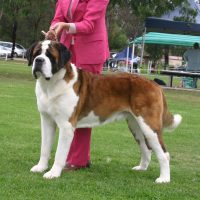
[0,0,56,49]
[146,45,163,63]
[173,1,198,22]
[109,0,185,20]
[1,0,28,58]
[22,0,56,43]
[107,2,142,50]
[109,22,128,50]
[129,0,184,19]
[0,0,196,53]
[107,0,185,50]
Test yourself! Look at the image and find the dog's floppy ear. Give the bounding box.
[59,43,71,67]
[26,42,38,66]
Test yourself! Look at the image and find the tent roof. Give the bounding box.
[131,32,200,46]
[114,47,133,60]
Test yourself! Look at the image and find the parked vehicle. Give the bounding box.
[0,41,26,57]
[0,45,11,57]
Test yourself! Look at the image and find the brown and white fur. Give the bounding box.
[26,40,182,183]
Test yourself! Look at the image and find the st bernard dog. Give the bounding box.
[26,40,182,183]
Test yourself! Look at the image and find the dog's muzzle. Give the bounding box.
[33,57,44,78]
[33,57,50,80]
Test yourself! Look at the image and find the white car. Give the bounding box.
[0,45,11,57]
[0,41,26,57]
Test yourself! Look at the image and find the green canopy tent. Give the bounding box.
[129,32,200,71]
[131,32,200,46]
[124,17,200,72]
[127,32,200,72]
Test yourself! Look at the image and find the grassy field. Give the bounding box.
[0,60,200,200]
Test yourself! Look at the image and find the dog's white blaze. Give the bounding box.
[77,111,126,128]
[42,40,51,54]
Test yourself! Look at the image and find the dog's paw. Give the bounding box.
[155,177,170,183]
[30,164,48,173]
[43,164,63,179]
[132,165,147,171]
[43,168,61,179]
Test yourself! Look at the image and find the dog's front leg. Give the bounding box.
[43,121,74,179]
[31,114,56,173]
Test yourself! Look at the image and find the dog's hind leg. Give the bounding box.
[31,114,56,173]
[136,116,170,183]
[127,117,151,171]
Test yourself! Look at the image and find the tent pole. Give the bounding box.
[126,45,129,71]
[140,28,146,68]
[131,43,135,73]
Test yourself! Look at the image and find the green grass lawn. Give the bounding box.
[0,60,200,200]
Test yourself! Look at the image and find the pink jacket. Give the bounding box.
[51,0,110,65]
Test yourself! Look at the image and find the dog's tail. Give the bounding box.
[163,113,182,132]
[162,92,182,132]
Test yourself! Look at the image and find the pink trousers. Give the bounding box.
[67,46,103,166]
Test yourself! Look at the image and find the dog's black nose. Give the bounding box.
[33,58,44,79]
[35,57,45,63]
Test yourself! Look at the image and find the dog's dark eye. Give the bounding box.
[46,50,56,64]
[33,49,42,59]
[46,50,54,59]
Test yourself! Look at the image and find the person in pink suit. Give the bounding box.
[47,0,110,170]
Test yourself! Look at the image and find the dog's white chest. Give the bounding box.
[36,80,78,119]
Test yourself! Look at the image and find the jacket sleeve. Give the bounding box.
[51,0,66,27]
[75,0,109,34]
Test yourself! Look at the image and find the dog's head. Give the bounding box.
[26,40,71,80]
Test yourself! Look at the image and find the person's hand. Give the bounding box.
[50,22,70,36]
[41,30,57,41]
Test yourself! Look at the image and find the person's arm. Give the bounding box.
[74,0,109,34]
[51,0,66,28]
[44,0,66,40]
[51,0,109,35]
